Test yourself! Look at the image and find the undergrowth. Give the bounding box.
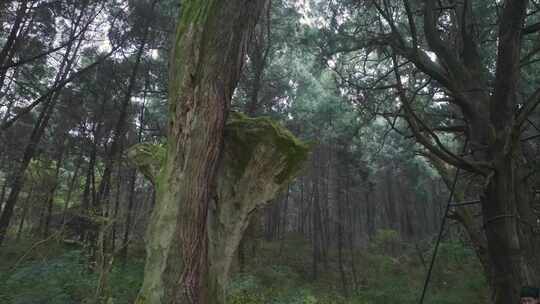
[0,231,487,304]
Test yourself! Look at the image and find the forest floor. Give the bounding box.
[0,231,487,304]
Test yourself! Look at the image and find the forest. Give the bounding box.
[1,0,540,303]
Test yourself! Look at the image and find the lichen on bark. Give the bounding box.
[225,112,309,183]
[127,143,166,185]
[130,113,309,303]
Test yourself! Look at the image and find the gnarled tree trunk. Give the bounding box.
[131,114,308,304]
[130,1,309,303]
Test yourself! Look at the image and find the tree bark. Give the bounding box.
[16,185,33,240]
[384,1,532,300]
[0,0,29,94]
[62,151,83,226]
[43,148,65,238]
[119,169,137,263]
[134,1,277,303]
[133,114,308,304]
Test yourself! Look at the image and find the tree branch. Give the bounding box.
[423,0,467,83]
[390,52,488,174]
[0,48,118,131]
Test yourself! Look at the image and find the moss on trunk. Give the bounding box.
[131,113,308,303]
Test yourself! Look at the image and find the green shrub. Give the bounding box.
[0,237,487,304]
[0,250,95,304]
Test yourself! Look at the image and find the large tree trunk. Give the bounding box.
[481,1,530,302]
[482,160,523,302]
[133,1,283,303]
[373,0,537,300]
[132,114,308,304]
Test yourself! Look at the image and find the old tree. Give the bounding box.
[130,1,308,304]
[132,0,540,303]
[4,0,540,303]
[320,0,540,303]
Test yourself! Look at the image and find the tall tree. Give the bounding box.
[132,1,304,303]
[315,0,540,302]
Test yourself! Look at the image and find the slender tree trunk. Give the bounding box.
[298,176,305,234]
[278,186,290,257]
[312,170,321,281]
[0,0,29,93]
[345,175,359,292]
[336,172,348,296]
[0,5,87,245]
[43,148,64,238]
[82,132,98,212]
[95,15,151,211]
[16,186,33,240]
[110,162,122,252]
[0,176,7,213]
[120,93,148,262]
[0,98,58,244]
[320,147,330,265]
[62,151,83,226]
[120,169,137,263]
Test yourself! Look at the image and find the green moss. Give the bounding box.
[225,112,310,184]
[178,0,213,31]
[134,296,147,304]
[130,113,309,186]
[170,1,216,125]
[127,143,166,184]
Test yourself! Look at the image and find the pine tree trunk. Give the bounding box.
[0,0,29,93]
[95,15,151,211]
[62,151,83,226]
[43,149,64,238]
[16,186,33,240]
[0,6,86,245]
[311,168,321,281]
[120,169,137,263]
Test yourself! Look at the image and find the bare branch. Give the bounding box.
[390,52,488,174]
[0,48,118,131]
[423,0,467,82]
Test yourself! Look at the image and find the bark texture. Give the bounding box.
[382,0,535,301]
[131,113,308,304]
[131,1,271,302]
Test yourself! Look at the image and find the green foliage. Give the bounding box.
[226,236,487,304]
[129,112,310,186]
[228,271,318,304]
[0,243,144,304]
[0,236,486,304]
[0,250,95,304]
[369,229,401,255]
[127,142,166,184]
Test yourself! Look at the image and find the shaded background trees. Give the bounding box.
[2,0,538,303]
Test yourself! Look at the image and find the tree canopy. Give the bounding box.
[1,1,540,304]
